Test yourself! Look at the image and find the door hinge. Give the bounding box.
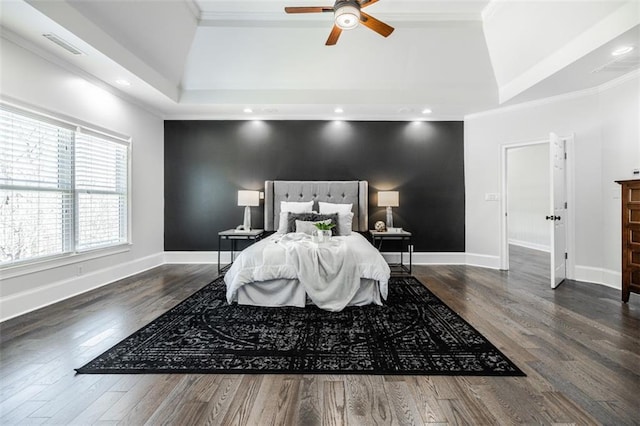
[564,152,567,160]
[564,202,567,209]
[565,252,568,260]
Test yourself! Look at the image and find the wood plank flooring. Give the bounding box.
[1,246,639,425]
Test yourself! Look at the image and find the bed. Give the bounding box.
[224,180,391,311]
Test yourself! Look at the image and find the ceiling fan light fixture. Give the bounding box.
[335,5,360,30]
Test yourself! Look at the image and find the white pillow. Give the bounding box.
[318,202,353,215]
[317,202,354,235]
[281,200,314,213]
[277,201,314,233]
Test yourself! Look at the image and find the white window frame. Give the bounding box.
[0,101,131,279]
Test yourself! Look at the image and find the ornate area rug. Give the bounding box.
[76,276,524,376]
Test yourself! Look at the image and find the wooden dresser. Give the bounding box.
[616,179,640,302]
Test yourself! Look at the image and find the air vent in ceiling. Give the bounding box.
[592,50,639,73]
[42,33,85,56]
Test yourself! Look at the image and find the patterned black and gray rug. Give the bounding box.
[76,276,525,376]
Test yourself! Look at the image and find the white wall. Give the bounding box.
[465,71,640,288]
[507,144,550,251]
[599,76,640,285]
[0,37,165,320]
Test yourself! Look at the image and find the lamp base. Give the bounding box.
[386,206,393,229]
[242,206,251,231]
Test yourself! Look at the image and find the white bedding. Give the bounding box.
[224,232,390,310]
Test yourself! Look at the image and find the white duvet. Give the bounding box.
[224,232,390,311]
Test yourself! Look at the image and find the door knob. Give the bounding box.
[546,215,562,221]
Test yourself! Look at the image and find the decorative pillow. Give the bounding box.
[277,211,289,234]
[277,201,314,233]
[287,213,339,235]
[336,212,354,236]
[295,219,332,235]
[318,202,353,215]
[281,200,313,213]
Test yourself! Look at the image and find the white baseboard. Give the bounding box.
[167,251,496,269]
[465,253,502,269]
[382,252,466,265]
[574,265,621,290]
[508,239,550,253]
[164,251,220,264]
[164,251,247,264]
[0,252,164,322]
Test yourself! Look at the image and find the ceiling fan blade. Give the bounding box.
[284,6,333,13]
[326,25,342,46]
[359,11,394,37]
[359,0,380,8]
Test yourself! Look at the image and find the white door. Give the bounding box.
[548,133,567,288]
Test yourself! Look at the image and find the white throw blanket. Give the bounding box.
[279,233,360,312]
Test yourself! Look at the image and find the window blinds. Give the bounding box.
[0,104,129,266]
[75,132,128,250]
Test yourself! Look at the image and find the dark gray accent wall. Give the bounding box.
[164,120,464,252]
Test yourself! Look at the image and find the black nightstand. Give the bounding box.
[369,230,412,275]
[218,229,264,274]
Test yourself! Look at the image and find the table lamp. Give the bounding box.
[237,190,260,230]
[378,191,399,229]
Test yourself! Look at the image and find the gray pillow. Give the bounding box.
[295,219,331,235]
[287,213,339,235]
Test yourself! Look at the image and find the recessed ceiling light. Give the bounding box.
[115,79,131,86]
[334,107,344,113]
[422,108,432,114]
[243,108,253,113]
[612,46,634,56]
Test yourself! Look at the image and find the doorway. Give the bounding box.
[500,135,574,288]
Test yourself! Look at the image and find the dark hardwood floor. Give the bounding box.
[1,247,639,425]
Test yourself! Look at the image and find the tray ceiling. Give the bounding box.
[1,0,638,119]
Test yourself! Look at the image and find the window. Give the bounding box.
[0,104,129,267]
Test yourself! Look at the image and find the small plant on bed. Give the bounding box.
[313,221,335,243]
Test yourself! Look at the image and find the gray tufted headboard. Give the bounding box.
[264,181,368,232]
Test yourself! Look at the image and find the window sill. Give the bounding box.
[0,244,132,280]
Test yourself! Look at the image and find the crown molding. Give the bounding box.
[199,10,481,26]
[465,86,598,120]
[597,67,640,92]
[162,112,463,121]
[481,0,503,23]
[184,0,203,23]
[464,68,639,121]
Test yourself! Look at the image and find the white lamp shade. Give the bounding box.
[238,190,260,207]
[378,191,399,207]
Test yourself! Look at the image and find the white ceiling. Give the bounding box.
[1,0,639,120]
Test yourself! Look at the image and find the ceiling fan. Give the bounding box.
[284,0,394,46]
